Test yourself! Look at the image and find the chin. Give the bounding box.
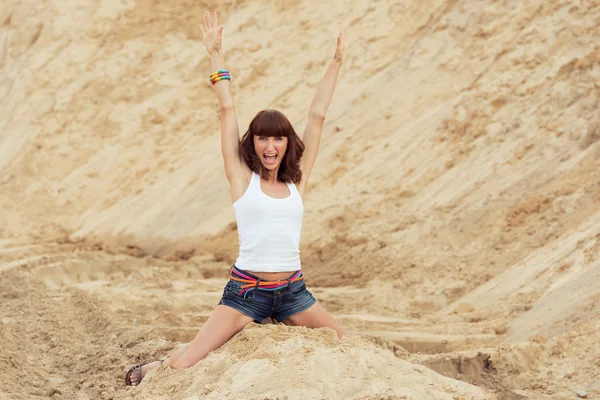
[262,163,278,170]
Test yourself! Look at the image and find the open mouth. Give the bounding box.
[264,153,278,164]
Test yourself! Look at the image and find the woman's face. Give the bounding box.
[253,135,288,170]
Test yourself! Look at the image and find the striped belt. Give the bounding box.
[229,267,303,298]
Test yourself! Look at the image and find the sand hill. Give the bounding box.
[1,0,599,399]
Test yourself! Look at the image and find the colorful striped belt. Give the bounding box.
[229,267,303,298]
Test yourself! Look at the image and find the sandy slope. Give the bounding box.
[1,0,599,399]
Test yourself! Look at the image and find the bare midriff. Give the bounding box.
[246,270,298,281]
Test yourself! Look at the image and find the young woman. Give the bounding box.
[125,11,346,386]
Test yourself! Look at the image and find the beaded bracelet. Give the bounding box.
[210,69,231,85]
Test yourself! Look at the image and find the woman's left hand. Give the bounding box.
[333,28,346,65]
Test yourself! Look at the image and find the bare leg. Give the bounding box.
[128,305,253,385]
[170,305,253,369]
[283,302,346,338]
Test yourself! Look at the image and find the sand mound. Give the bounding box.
[126,324,491,400]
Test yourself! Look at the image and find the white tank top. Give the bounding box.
[233,171,304,272]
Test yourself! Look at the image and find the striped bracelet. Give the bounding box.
[210,69,231,85]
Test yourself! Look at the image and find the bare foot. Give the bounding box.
[126,360,163,386]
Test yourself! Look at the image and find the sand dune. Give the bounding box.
[1,0,600,398]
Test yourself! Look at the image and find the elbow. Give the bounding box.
[308,110,326,121]
[220,102,235,112]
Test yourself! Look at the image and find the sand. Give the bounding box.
[1,0,599,399]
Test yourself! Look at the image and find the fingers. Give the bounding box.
[202,10,219,34]
[335,27,346,64]
[204,12,211,32]
[337,27,345,48]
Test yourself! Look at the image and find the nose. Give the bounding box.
[266,138,276,151]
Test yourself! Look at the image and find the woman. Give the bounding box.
[125,11,346,386]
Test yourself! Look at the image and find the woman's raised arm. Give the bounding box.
[201,12,244,184]
[298,28,346,193]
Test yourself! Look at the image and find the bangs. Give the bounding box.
[251,110,294,138]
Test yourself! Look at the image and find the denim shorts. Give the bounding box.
[218,267,316,323]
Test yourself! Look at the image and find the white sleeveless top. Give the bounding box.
[233,172,304,272]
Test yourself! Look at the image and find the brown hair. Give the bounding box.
[239,109,305,183]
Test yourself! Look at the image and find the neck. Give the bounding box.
[266,168,279,184]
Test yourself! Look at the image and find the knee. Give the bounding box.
[335,325,347,339]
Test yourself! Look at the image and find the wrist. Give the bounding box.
[210,51,224,62]
[210,51,226,71]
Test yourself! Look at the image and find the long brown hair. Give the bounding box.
[239,110,305,183]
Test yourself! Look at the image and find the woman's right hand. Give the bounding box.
[201,11,224,55]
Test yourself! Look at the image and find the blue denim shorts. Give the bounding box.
[218,266,316,323]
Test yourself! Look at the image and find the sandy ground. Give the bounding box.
[1,0,600,399]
